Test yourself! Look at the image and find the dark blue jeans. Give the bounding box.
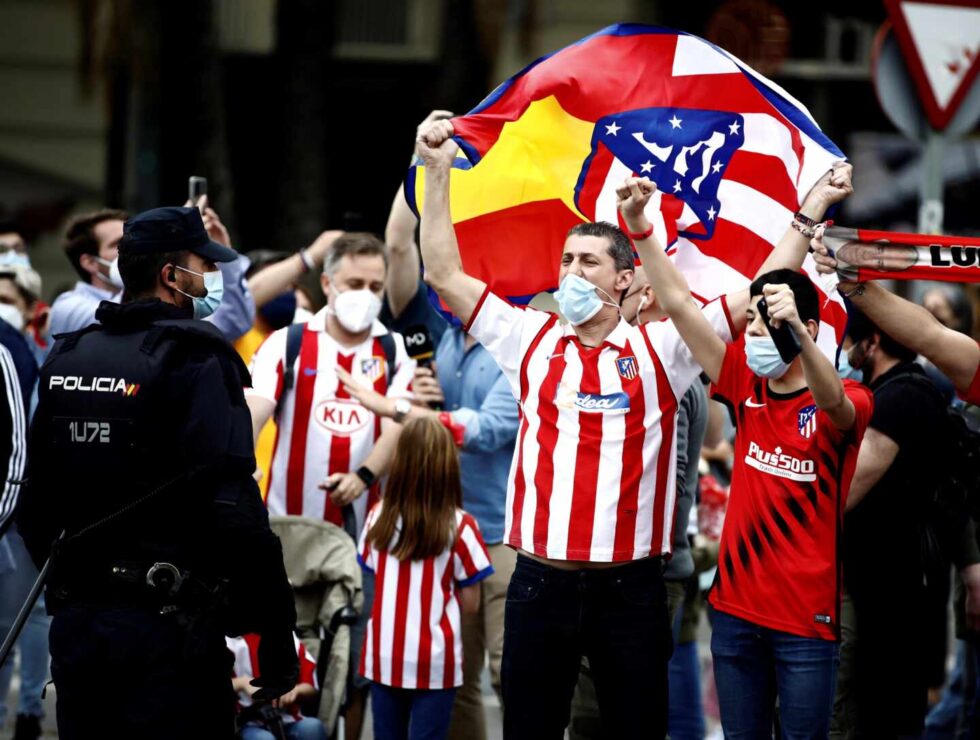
[668,640,705,740]
[501,554,672,739]
[370,684,456,740]
[711,607,839,739]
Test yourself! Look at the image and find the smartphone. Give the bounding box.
[757,296,802,363]
[188,176,207,205]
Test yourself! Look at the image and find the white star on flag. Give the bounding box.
[605,121,621,136]
[707,205,716,220]
[728,120,740,135]
[673,180,682,193]
[640,160,654,173]
[711,161,723,173]
[669,115,682,129]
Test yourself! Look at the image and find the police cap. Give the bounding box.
[119,207,237,263]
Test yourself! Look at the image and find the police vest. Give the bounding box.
[39,319,251,572]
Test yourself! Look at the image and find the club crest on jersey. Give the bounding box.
[616,356,638,380]
[797,404,817,439]
[314,399,370,436]
[556,384,630,414]
[359,357,386,384]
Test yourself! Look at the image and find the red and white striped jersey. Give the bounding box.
[357,503,493,689]
[247,309,414,531]
[226,633,318,720]
[466,287,735,562]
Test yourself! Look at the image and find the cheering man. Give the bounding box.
[619,175,872,737]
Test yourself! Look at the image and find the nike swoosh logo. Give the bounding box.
[302,368,318,377]
[744,398,766,408]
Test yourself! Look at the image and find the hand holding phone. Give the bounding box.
[757,296,801,363]
[188,176,207,210]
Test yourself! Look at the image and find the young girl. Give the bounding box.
[358,416,493,739]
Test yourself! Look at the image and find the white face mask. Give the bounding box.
[0,302,24,332]
[94,257,124,290]
[330,287,382,333]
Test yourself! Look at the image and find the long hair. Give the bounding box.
[368,416,462,560]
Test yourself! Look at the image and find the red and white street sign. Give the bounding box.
[884,0,980,130]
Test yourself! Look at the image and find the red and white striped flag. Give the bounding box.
[410,25,849,355]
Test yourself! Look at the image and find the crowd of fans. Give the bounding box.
[0,109,978,740]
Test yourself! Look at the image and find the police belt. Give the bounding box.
[52,560,222,615]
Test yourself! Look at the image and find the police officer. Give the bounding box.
[17,207,298,739]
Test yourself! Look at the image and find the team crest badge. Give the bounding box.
[360,356,386,383]
[797,404,817,439]
[616,356,638,380]
[574,107,745,242]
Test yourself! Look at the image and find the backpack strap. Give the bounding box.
[378,332,397,386]
[276,323,306,419]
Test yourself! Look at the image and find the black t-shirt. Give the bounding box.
[844,362,947,593]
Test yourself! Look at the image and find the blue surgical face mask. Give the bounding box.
[554,274,618,326]
[174,265,224,319]
[0,251,30,269]
[745,334,790,379]
[837,350,863,382]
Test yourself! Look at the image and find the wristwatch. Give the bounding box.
[392,398,412,423]
[355,465,377,488]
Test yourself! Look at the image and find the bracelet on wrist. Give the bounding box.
[838,283,866,299]
[793,210,820,228]
[627,224,654,242]
[790,220,816,239]
[297,249,314,273]
[355,465,377,488]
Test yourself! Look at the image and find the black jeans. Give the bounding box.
[49,604,236,740]
[501,554,672,739]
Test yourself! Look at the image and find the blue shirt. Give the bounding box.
[49,282,119,337]
[46,255,255,343]
[208,254,255,341]
[438,328,519,544]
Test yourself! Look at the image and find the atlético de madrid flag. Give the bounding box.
[407,24,848,352]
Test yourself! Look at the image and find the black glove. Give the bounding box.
[250,629,300,703]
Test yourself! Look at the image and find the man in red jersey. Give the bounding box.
[620,176,872,738]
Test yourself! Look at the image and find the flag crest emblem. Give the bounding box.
[576,107,745,240]
[616,356,638,380]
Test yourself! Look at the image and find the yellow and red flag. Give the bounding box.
[408,24,848,352]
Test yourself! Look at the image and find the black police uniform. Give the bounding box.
[16,208,297,740]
